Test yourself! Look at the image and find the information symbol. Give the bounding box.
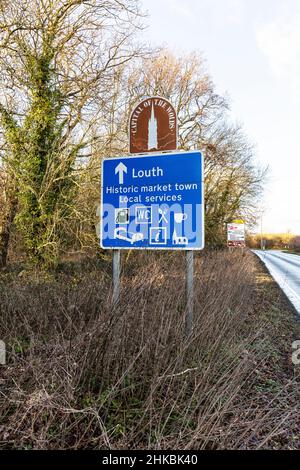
[150,227,167,245]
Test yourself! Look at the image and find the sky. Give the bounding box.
[142,0,300,234]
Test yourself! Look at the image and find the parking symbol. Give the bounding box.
[150,227,167,245]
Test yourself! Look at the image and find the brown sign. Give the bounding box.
[129,96,177,154]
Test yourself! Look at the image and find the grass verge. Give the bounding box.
[0,250,299,449]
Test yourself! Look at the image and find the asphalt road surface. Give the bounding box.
[254,250,300,314]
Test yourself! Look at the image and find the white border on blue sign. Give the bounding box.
[100,150,205,251]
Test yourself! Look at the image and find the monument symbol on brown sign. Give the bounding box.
[129,96,177,154]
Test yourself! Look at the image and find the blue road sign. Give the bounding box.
[101,150,204,250]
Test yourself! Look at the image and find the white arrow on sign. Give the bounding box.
[115,162,127,184]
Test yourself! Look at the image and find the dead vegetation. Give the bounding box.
[0,250,299,449]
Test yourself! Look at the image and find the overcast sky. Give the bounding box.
[143,0,300,234]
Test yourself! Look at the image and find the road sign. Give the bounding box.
[101,150,204,250]
[227,221,245,247]
[129,96,177,154]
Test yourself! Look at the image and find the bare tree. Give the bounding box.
[75,50,265,249]
[0,0,144,265]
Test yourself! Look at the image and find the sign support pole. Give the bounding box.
[186,250,194,335]
[112,249,121,306]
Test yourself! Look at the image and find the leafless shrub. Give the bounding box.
[0,250,297,449]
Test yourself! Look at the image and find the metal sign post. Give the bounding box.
[186,250,194,335]
[112,249,120,306]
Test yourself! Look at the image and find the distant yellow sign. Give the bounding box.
[232,219,244,224]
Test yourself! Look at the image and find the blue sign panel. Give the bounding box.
[101,151,204,250]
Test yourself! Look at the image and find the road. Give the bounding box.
[254,250,300,314]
